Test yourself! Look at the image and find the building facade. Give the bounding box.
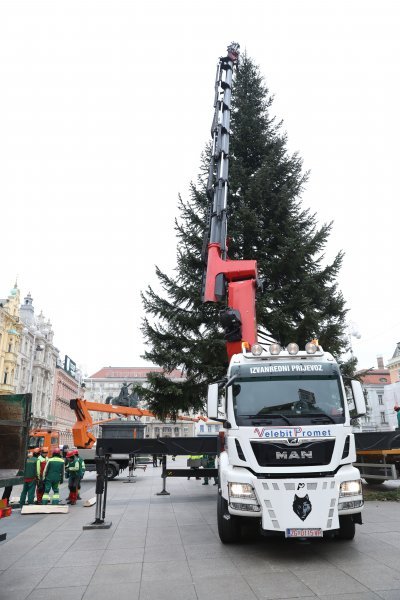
[85,366,195,437]
[387,343,400,384]
[52,360,85,445]
[0,283,23,394]
[357,357,395,431]
[15,293,58,428]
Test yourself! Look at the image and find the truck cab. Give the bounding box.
[208,341,366,543]
[28,430,61,456]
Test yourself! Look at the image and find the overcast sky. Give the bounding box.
[1,1,399,376]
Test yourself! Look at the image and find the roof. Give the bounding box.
[358,369,391,385]
[88,366,184,380]
[392,343,400,359]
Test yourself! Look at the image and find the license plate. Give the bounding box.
[285,528,323,538]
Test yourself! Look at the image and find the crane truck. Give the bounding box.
[28,398,209,479]
[202,43,367,543]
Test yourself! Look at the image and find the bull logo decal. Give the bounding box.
[293,494,312,521]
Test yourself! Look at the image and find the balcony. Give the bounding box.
[0,383,16,394]
[4,351,17,363]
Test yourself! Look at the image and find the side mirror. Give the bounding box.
[351,380,366,416]
[207,383,219,420]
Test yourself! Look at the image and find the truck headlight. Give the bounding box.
[340,480,362,497]
[228,482,256,499]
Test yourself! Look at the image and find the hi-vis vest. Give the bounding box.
[43,457,64,483]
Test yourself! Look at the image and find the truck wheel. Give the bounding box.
[106,464,118,480]
[217,494,241,544]
[337,515,355,540]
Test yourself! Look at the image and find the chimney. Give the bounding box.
[377,356,384,369]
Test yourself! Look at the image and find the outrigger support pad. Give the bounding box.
[157,455,171,496]
[83,452,112,530]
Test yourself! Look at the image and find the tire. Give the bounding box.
[106,463,119,480]
[217,494,241,544]
[337,515,356,540]
[364,478,386,485]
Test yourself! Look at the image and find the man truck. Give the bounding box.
[207,341,366,542]
[202,44,366,542]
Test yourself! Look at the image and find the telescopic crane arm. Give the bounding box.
[202,43,258,359]
[70,398,209,449]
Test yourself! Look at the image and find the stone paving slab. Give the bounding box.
[1,458,400,599]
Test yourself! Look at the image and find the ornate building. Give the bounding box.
[357,356,395,431]
[85,366,194,438]
[52,359,85,446]
[387,342,400,384]
[0,283,23,394]
[15,293,58,428]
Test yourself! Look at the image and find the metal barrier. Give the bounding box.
[83,437,220,530]
[355,462,397,481]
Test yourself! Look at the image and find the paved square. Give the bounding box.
[1,457,400,599]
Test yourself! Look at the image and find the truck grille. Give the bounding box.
[250,439,335,467]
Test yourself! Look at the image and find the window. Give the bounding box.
[379,378,388,383]
[3,371,7,384]
[199,425,204,432]
[380,412,387,424]
[208,425,212,432]
[378,394,383,405]
[174,427,179,436]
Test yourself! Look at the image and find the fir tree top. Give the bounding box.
[139,52,348,419]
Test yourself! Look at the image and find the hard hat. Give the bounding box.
[66,451,74,458]
[52,447,61,454]
[73,449,79,455]
[41,447,49,453]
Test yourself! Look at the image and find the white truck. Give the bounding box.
[207,341,367,543]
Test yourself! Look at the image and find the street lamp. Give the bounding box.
[347,323,361,357]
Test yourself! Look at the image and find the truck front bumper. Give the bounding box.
[222,464,363,534]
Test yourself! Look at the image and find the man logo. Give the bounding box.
[287,438,301,446]
[275,451,313,460]
[293,494,312,521]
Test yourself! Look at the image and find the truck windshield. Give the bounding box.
[28,436,44,448]
[232,376,345,425]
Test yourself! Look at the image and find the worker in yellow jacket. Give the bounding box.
[187,455,203,480]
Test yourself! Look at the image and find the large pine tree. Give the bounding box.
[139,54,348,419]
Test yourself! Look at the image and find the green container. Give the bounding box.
[0,394,32,486]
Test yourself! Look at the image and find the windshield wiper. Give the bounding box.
[309,413,336,424]
[252,414,294,426]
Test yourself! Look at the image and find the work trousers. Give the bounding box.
[203,476,218,485]
[42,480,60,505]
[68,476,80,504]
[36,480,45,503]
[20,480,36,505]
